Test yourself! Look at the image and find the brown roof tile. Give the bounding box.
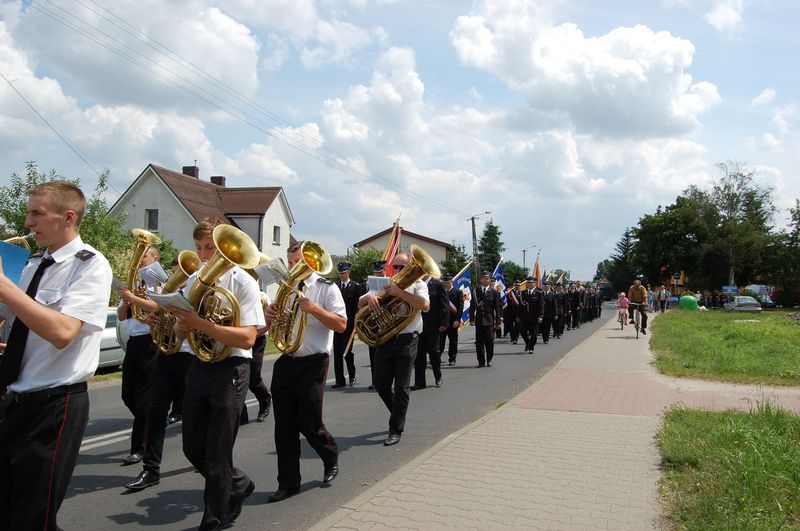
[354,226,452,250]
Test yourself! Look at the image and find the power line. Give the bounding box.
[23,0,466,219]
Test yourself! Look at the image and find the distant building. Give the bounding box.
[109,164,294,257]
[353,226,452,266]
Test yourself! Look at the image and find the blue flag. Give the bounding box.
[453,276,471,323]
[492,261,507,306]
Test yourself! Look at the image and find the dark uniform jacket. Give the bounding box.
[469,285,502,326]
[422,278,450,334]
[337,280,362,334]
[518,288,544,323]
[445,285,464,326]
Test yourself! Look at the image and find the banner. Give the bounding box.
[492,259,506,306]
[382,221,401,277]
[453,275,472,324]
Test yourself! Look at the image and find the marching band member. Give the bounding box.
[117,246,160,466]
[331,261,360,388]
[264,240,346,502]
[438,274,463,366]
[469,271,502,367]
[366,260,386,390]
[519,276,544,354]
[412,272,449,389]
[171,218,264,530]
[0,181,112,531]
[359,252,429,446]
[240,291,272,425]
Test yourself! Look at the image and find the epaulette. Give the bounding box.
[75,249,96,261]
[29,252,44,260]
[317,277,334,285]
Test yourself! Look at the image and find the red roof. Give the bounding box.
[150,165,281,222]
[354,226,452,250]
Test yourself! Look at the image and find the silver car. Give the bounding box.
[99,308,128,370]
[723,296,762,312]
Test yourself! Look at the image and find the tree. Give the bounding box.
[710,161,775,286]
[477,220,504,276]
[440,241,471,279]
[593,260,612,283]
[501,260,526,285]
[606,228,637,292]
[349,246,383,284]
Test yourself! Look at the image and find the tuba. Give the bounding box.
[269,241,332,355]
[128,228,162,322]
[3,233,34,250]
[186,225,259,363]
[354,244,441,347]
[151,250,201,355]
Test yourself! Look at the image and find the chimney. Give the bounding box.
[182,165,199,178]
[210,175,226,187]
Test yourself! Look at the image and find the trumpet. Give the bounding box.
[3,233,35,250]
[151,250,201,355]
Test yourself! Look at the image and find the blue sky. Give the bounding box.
[1,0,798,280]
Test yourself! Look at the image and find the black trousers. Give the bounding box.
[143,351,193,475]
[271,353,338,492]
[474,324,495,366]
[241,335,271,424]
[555,313,566,336]
[368,346,377,386]
[571,307,581,329]
[332,325,356,385]
[659,300,667,312]
[182,356,251,531]
[374,333,418,435]
[519,320,539,351]
[438,325,459,362]
[122,334,157,454]
[414,330,442,387]
[0,384,88,531]
[628,304,649,330]
[541,314,554,342]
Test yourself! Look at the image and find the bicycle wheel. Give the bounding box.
[635,309,640,339]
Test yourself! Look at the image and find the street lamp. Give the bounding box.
[468,211,492,283]
[522,245,537,275]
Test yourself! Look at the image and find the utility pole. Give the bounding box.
[522,245,537,275]
[469,211,491,283]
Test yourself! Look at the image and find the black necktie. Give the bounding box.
[1,256,56,388]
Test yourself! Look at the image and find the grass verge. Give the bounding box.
[651,310,800,385]
[658,403,800,529]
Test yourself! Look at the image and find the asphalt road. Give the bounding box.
[58,312,608,530]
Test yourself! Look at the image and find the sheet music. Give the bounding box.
[111,277,127,292]
[146,290,194,311]
[367,276,392,292]
[139,262,169,288]
[253,258,291,286]
[0,240,31,286]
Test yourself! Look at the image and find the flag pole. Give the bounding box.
[452,260,472,281]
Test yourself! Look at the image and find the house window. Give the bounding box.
[272,226,281,245]
[145,209,159,231]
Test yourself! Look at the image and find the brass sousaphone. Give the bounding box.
[354,244,441,347]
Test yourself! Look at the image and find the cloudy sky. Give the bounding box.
[1,0,798,279]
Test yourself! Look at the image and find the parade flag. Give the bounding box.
[532,253,541,288]
[452,261,472,324]
[492,259,507,306]
[556,271,565,285]
[541,266,547,288]
[381,219,402,277]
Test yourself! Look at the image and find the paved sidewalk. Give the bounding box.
[312,313,800,530]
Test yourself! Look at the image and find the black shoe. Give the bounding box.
[383,433,401,446]
[223,480,255,527]
[323,463,339,483]
[477,364,485,368]
[349,377,357,386]
[122,452,143,466]
[124,470,159,490]
[268,488,299,503]
[256,401,271,422]
[629,320,635,324]
[543,341,549,344]
[368,385,375,390]
[435,378,442,388]
[641,329,646,335]
[167,414,182,424]
[410,384,426,391]
[448,359,455,366]
[487,361,492,367]
[331,383,346,389]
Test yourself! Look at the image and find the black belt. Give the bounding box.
[391,331,419,342]
[13,382,88,403]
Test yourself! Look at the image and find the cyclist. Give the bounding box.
[627,279,649,335]
[617,292,629,327]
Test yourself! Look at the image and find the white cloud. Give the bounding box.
[451,2,720,137]
[666,0,745,33]
[300,19,380,69]
[751,88,776,107]
[771,104,799,135]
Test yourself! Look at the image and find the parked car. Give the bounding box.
[723,296,762,312]
[99,308,127,370]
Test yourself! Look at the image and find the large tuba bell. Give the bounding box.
[3,233,34,250]
[128,228,162,322]
[187,225,259,363]
[151,250,202,355]
[269,241,332,355]
[354,244,441,347]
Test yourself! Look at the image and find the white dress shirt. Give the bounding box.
[290,272,346,358]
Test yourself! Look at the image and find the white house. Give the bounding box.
[110,163,294,265]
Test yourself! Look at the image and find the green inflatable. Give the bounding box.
[678,294,699,311]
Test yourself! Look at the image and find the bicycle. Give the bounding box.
[630,302,644,339]
[617,307,627,330]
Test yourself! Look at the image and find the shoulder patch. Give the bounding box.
[75,249,96,261]
[317,277,334,285]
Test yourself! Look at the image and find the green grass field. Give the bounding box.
[658,404,800,529]
[651,310,800,385]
